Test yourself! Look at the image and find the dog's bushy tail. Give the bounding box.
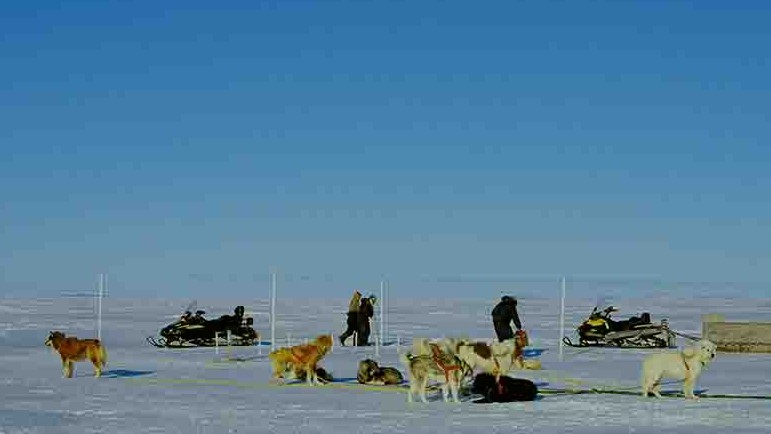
[87,343,108,368]
[100,344,108,367]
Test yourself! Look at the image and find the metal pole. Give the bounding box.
[226,329,232,359]
[559,276,566,362]
[270,272,276,352]
[379,280,385,345]
[384,280,387,345]
[374,330,380,357]
[384,279,389,345]
[97,273,104,340]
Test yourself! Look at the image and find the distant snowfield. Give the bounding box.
[1,296,769,433]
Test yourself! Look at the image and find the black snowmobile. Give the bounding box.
[147,304,259,348]
[562,305,676,348]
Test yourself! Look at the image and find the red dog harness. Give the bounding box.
[681,352,690,372]
[430,343,462,382]
[510,329,528,367]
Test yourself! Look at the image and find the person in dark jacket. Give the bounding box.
[356,296,375,346]
[339,291,362,346]
[192,310,207,324]
[491,295,522,342]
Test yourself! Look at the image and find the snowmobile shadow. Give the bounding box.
[102,369,155,378]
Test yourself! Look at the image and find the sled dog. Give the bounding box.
[357,358,404,385]
[269,334,334,385]
[641,339,717,399]
[471,373,538,402]
[294,367,334,384]
[44,331,107,378]
[401,343,470,403]
[454,329,530,381]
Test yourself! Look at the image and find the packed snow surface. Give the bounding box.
[1,296,769,433]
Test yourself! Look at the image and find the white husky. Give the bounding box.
[641,339,717,399]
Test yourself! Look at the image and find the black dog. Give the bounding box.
[471,373,538,403]
[295,367,334,384]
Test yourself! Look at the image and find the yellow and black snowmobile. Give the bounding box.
[147,303,258,348]
[563,305,676,348]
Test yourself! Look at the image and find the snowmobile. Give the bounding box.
[147,304,259,348]
[562,305,676,348]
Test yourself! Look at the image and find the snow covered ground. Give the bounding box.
[1,295,769,433]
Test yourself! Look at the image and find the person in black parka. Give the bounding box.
[491,295,522,342]
[356,296,375,346]
[339,291,362,346]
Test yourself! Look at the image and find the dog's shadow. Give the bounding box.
[469,394,545,403]
[332,377,359,383]
[101,369,155,378]
[286,376,360,385]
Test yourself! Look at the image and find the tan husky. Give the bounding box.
[401,343,470,403]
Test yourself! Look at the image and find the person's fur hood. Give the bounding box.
[348,291,362,312]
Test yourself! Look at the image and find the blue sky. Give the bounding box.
[2,0,770,298]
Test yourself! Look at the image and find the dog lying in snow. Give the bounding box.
[641,339,717,399]
[471,373,538,403]
[357,359,404,385]
[294,367,334,384]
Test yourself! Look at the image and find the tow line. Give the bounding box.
[124,377,771,400]
[539,387,771,400]
[127,376,409,393]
